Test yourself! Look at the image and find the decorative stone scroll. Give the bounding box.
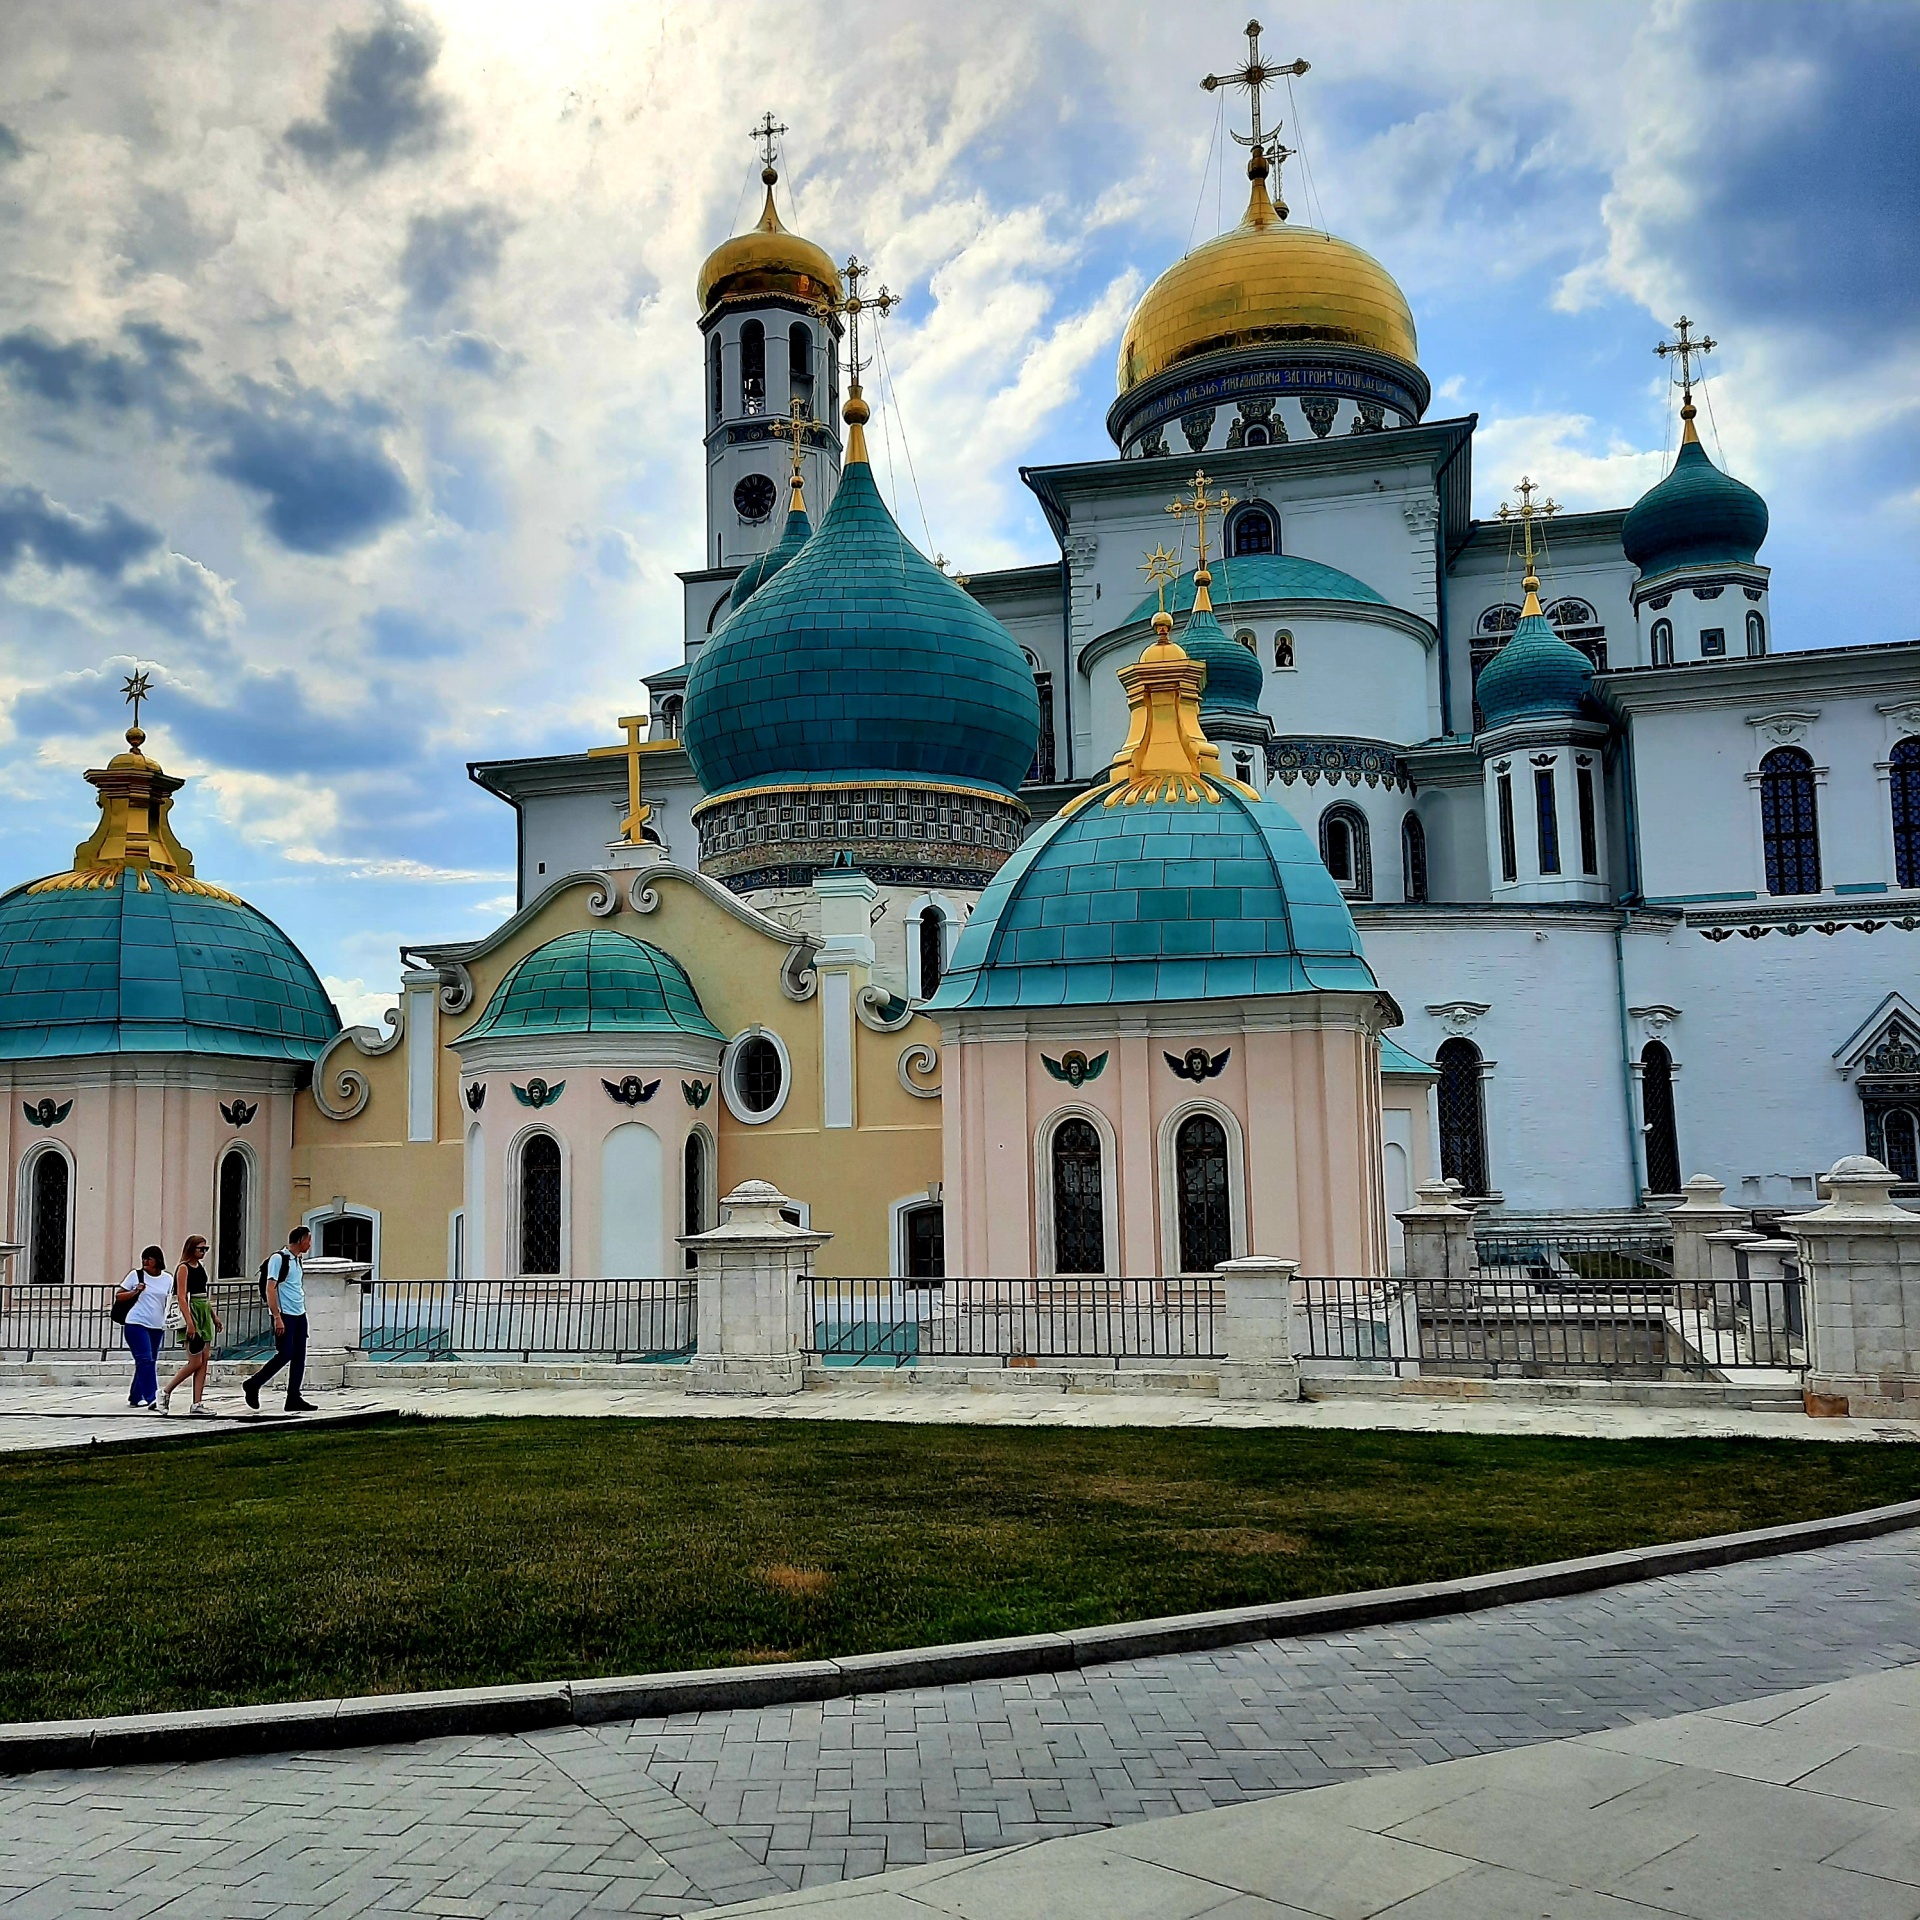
[1267,737,1413,792]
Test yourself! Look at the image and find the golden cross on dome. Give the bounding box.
[588,714,652,846]
[773,397,809,507]
[121,668,153,732]
[1140,544,1180,617]
[1655,315,1716,406]
[1497,476,1559,597]
[749,111,788,170]
[821,255,898,386]
[1202,20,1309,185]
[1165,470,1235,572]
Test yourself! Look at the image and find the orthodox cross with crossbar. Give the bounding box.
[1202,19,1309,165]
[588,714,652,845]
[1654,315,1716,407]
[749,111,788,169]
[819,256,898,387]
[1497,475,1560,579]
[1166,471,1235,573]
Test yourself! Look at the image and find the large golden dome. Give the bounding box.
[698,166,842,315]
[1118,159,1417,392]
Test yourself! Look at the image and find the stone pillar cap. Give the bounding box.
[681,1179,833,1249]
[1402,1178,1474,1218]
[1214,1256,1300,1276]
[1673,1172,1740,1213]
[1784,1156,1919,1229]
[299,1254,373,1280]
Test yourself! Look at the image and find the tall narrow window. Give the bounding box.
[1640,1042,1682,1195]
[1534,768,1561,875]
[1576,763,1599,876]
[1435,1039,1488,1196]
[788,324,813,411]
[708,335,722,420]
[520,1134,563,1275]
[1651,618,1673,667]
[27,1150,68,1287]
[1759,746,1821,896]
[1319,806,1371,899]
[1746,611,1766,656]
[1891,738,1920,890]
[1029,671,1056,782]
[216,1147,249,1279]
[1496,773,1518,883]
[1050,1118,1105,1275]
[1401,813,1428,903]
[1882,1108,1919,1186]
[904,1203,944,1279]
[683,1132,705,1270]
[1174,1113,1232,1273]
[918,906,945,998]
[739,320,765,414]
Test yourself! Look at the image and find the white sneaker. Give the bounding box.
[188,1402,214,1417]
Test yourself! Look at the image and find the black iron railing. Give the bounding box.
[358,1280,696,1362]
[801,1277,1222,1367]
[1474,1230,1674,1282]
[1296,1274,1803,1377]
[0,1280,272,1362]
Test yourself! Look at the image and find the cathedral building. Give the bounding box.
[5,40,1919,1290]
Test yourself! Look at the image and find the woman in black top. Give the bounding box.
[161,1235,222,1415]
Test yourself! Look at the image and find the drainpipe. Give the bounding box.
[1613,911,1645,1207]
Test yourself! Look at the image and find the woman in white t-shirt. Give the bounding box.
[118,1244,170,1410]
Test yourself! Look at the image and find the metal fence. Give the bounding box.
[801,1277,1222,1367]
[1297,1274,1804,1378]
[358,1280,696,1362]
[1474,1229,1674,1282]
[0,1280,273,1362]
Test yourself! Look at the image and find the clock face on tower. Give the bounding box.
[733,473,777,524]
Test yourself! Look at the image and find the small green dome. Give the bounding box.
[1119,553,1385,626]
[1179,599,1264,714]
[1622,436,1768,576]
[926,780,1377,1012]
[0,869,337,1061]
[1475,605,1595,729]
[462,929,724,1042]
[726,499,813,614]
[683,459,1041,799]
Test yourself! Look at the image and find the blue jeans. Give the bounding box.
[125,1323,163,1404]
[248,1313,308,1404]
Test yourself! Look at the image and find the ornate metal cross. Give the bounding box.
[1166,470,1235,572]
[1655,315,1716,405]
[588,714,652,845]
[1202,19,1309,164]
[820,256,898,386]
[1140,543,1180,617]
[773,396,809,489]
[121,668,153,730]
[1497,475,1560,575]
[749,111,788,168]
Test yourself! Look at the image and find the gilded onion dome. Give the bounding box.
[697,163,843,316]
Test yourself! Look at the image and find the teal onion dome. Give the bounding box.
[0,871,337,1061]
[462,930,725,1042]
[1119,553,1386,624]
[1179,588,1264,715]
[1475,600,1595,729]
[1622,431,1768,576]
[682,457,1041,799]
[726,497,813,614]
[926,781,1378,1011]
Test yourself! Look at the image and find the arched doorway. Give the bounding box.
[1640,1042,1682,1195]
[215,1147,250,1279]
[519,1134,563,1275]
[1174,1113,1232,1273]
[26,1149,68,1287]
[1050,1118,1105,1275]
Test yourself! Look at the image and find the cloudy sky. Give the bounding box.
[1,0,1914,1018]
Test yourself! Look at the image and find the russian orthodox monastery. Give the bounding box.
[5,35,1919,1290]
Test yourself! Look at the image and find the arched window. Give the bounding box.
[1891,738,1920,890]
[26,1149,68,1287]
[519,1134,563,1275]
[1640,1042,1681,1195]
[1651,618,1674,667]
[1231,506,1276,556]
[216,1146,250,1280]
[902,1202,944,1279]
[739,320,765,414]
[656,695,682,740]
[788,323,814,411]
[1478,604,1522,638]
[918,906,946,998]
[319,1213,373,1264]
[1174,1113,1232,1273]
[1759,746,1821,896]
[708,334,722,420]
[1882,1108,1919,1186]
[1233,627,1256,654]
[683,1131,705,1270]
[1435,1039,1488,1196]
[1050,1118,1105,1275]
[1746,611,1766,657]
[1319,805,1372,899]
[1401,812,1428,903]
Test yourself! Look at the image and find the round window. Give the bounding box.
[734,1035,783,1114]
[733,473,777,524]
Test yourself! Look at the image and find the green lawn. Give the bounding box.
[3,1415,1917,1724]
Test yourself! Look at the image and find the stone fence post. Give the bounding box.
[1667,1174,1748,1282]
[1784,1155,1920,1419]
[297,1254,372,1389]
[681,1180,831,1395]
[1213,1257,1301,1401]
[1396,1180,1476,1280]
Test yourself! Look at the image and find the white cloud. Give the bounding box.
[323,974,401,1029]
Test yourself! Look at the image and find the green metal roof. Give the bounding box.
[1119,554,1385,629]
[0,870,338,1061]
[1178,602,1264,714]
[725,500,813,614]
[1622,436,1768,575]
[462,929,725,1042]
[683,459,1041,800]
[1380,1036,1437,1076]
[926,780,1378,1012]
[1475,606,1595,728]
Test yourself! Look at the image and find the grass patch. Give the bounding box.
[2,1416,1917,1723]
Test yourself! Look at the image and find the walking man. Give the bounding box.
[244,1225,317,1413]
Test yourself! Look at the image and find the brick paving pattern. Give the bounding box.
[4,1531,1920,1918]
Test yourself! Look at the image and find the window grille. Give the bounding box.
[734,1035,783,1113]
[1496,773,1517,882]
[1029,671,1055,782]
[918,907,945,997]
[1231,508,1276,556]
[1435,1039,1488,1196]
[683,1133,705,1270]
[1577,764,1599,876]
[1535,769,1561,874]
[1759,746,1821,896]
[1401,813,1427,903]
[904,1203,945,1279]
[320,1214,373,1264]
[1175,1113,1232,1273]
[1892,738,1920,889]
[216,1147,249,1279]
[1050,1118,1105,1274]
[28,1150,67,1287]
[519,1135,563,1275]
[740,320,765,414]
[1640,1042,1682,1194]
[1882,1108,1919,1186]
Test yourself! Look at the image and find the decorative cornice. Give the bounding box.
[1689,898,1920,942]
[1267,737,1414,792]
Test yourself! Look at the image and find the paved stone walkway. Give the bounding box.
[4,1531,1920,1917]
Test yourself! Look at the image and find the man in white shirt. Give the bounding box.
[120,1244,170,1409]
[244,1225,317,1412]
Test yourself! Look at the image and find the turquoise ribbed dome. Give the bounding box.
[1476,605,1595,729]
[926,780,1377,1011]
[462,930,724,1042]
[1119,553,1385,625]
[682,459,1040,799]
[1179,599,1264,714]
[1622,436,1768,576]
[0,869,337,1061]
[726,499,813,613]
